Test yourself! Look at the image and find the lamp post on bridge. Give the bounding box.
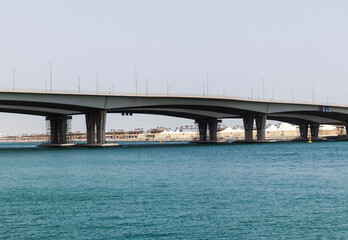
[96,72,99,94]
[49,62,52,92]
[146,79,148,96]
[223,81,225,97]
[135,68,137,95]
[206,72,209,97]
[292,90,294,102]
[262,77,265,100]
[78,75,80,93]
[250,85,253,100]
[12,67,15,91]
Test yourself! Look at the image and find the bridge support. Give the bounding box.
[96,110,106,144]
[310,124,320,139]
[255,114,267,141]
[195,118,221,142]
[198,122,207,141]
[85,110,107,144]
[299,124,309,139]
[243,117,254,141]
[208,119,219,141]
[46,115,72,144]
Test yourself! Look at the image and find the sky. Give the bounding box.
[1,0,348,135]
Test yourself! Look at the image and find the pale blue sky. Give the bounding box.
[1,0,348,135]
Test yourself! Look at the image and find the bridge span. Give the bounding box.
[0,91,347,145]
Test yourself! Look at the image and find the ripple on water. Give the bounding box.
[1,141,348,239]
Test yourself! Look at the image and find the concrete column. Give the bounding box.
[85,111,96,144]
[196,118,221,142]
[255,114,267,141]
[46,115,71,144]
[49,119,58,144]
[96,110,107,144]
[85,110,107,144]
[57,118,68,144]
[310,124,320,139]
[243,116,254,141]
[299,124,309,139]
[198,122,207,141]
[208,119,218,141]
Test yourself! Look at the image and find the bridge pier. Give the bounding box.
[46,115,72,145]
[310,124,320,139]
[85,110,107,145]
[195,118,221,142]
[242,115,267,142]
[208,119,219,141]
[96,110,106,144]
[299,124,309,139]
[255,114,267,141]
[85,111,96,144]
[243,117,254,141]
[198,122,207,141]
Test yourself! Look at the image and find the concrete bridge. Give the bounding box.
[0,91,347,145]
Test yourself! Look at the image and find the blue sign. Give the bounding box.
[322,106,331,113]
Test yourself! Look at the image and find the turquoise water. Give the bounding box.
[1,142,348,239]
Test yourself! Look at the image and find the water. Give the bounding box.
[1,141,348,239]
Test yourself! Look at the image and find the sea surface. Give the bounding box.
[1,141,348,239]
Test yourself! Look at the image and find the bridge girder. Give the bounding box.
[0,92,344,126]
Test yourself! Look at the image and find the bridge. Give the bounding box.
[0,91,347,146]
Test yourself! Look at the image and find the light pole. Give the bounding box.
[292,90,294,102]
[146,79,148,95]
[96,72,99,94]
[78,75,80,93]
[167,77,169,96]
[250,85,253,100]
[262,77,265,100]
[206,72,209,97]
[312,81,315,104]
[135,68,137,95]
[12,67,15,91]
[223,81,225,97]
[49,62,52,92]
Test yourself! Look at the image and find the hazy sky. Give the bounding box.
[1,0,348,135]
